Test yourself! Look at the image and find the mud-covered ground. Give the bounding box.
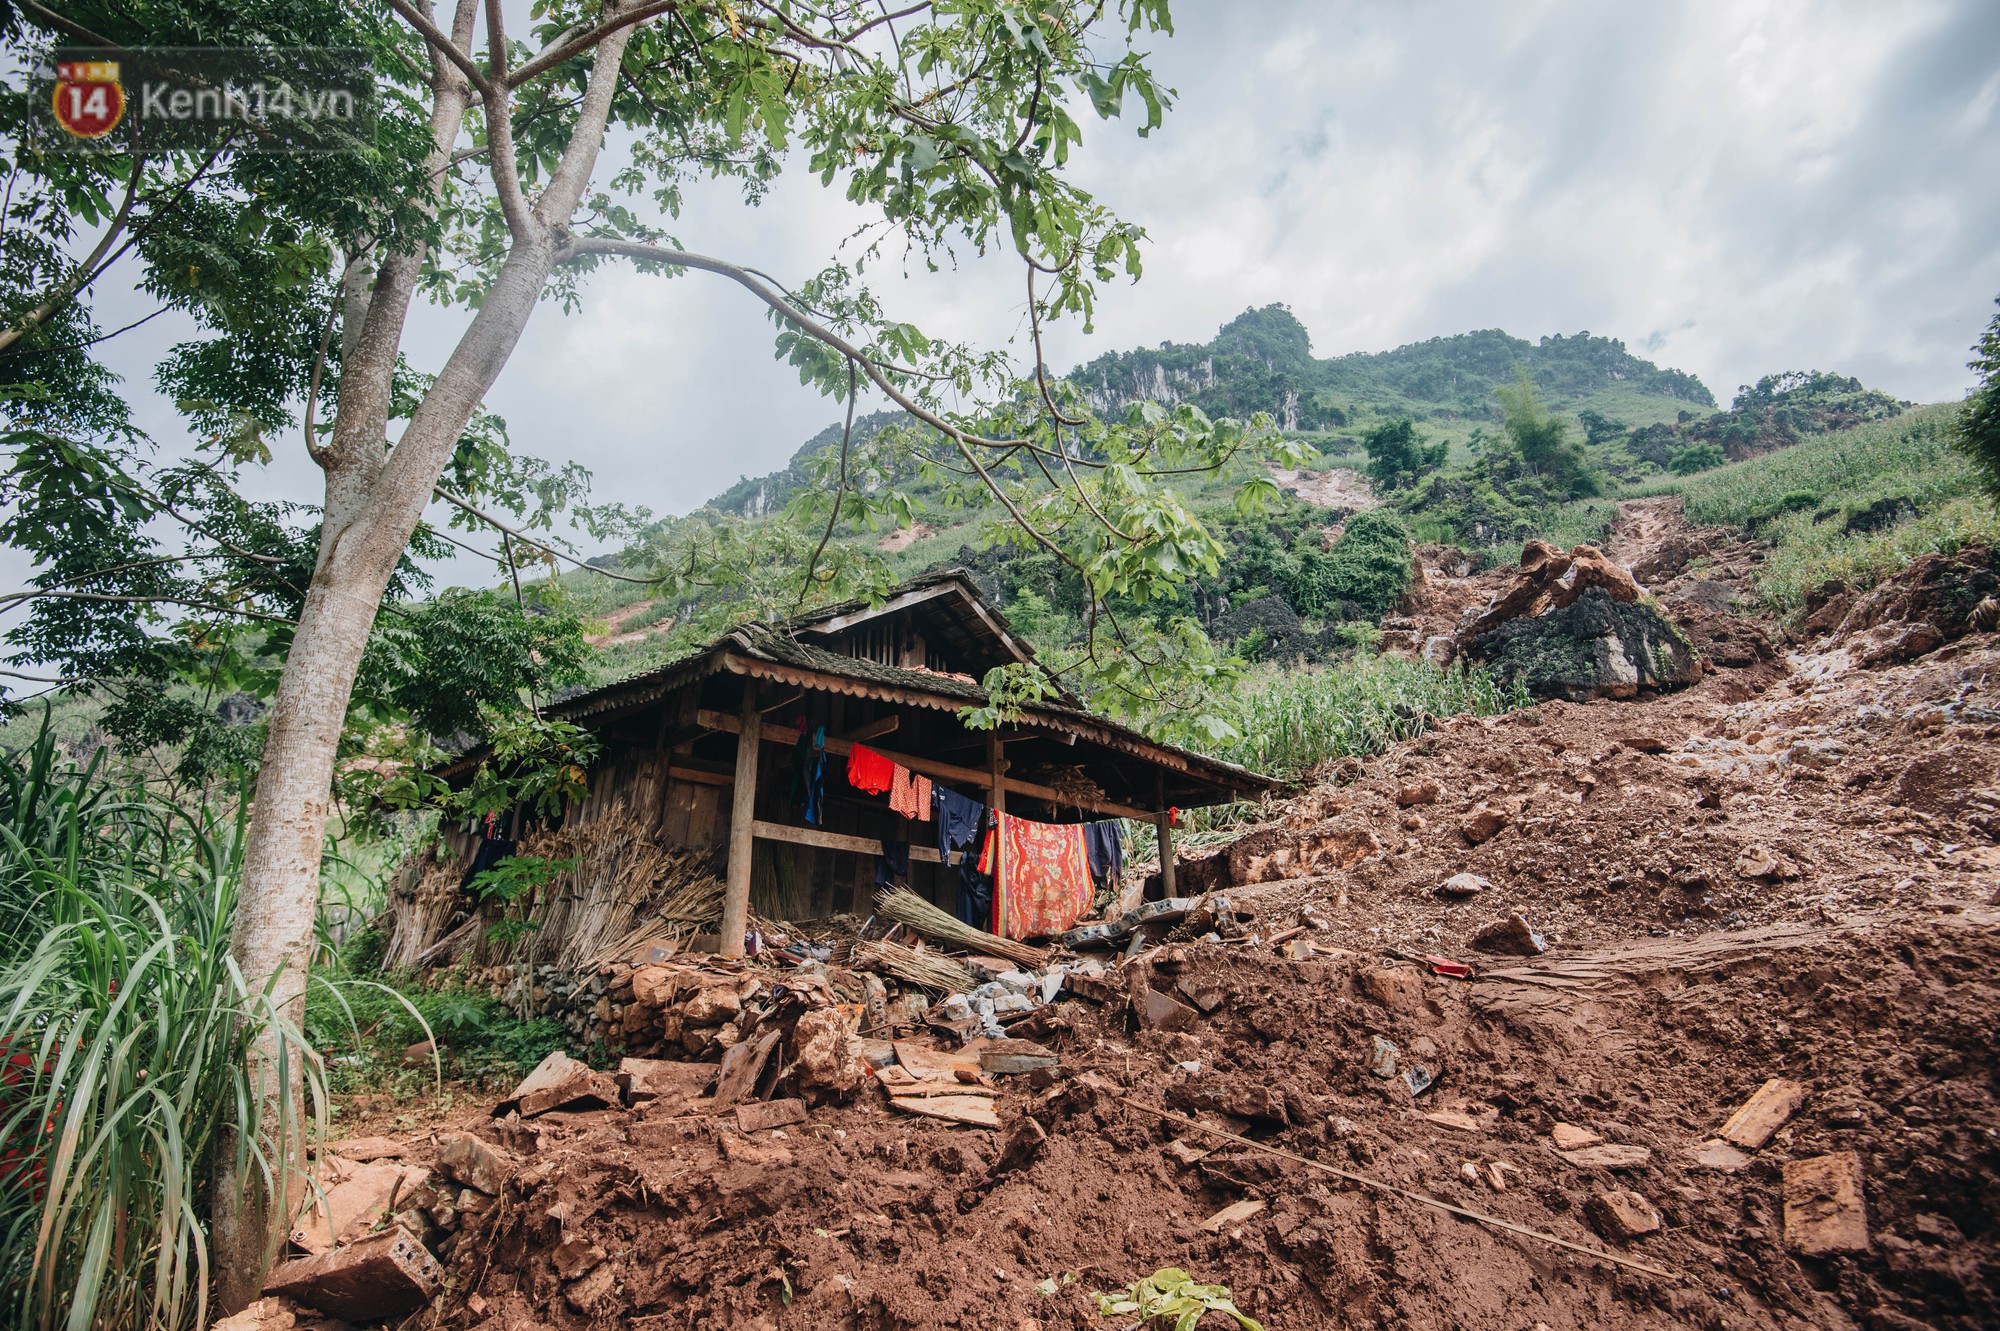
[324,502,1999,1331]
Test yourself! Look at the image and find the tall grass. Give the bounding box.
[1214,655,1528,781]
[0,716,325,1331]
[1134,655,1528,855]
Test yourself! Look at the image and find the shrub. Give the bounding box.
[1669,441,1725,475]
[1283,510,1413,620]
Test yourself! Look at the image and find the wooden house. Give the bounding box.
[410,570,1279,966]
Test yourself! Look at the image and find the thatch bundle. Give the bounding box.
[874,887,1046,967]
[851,938,978,994]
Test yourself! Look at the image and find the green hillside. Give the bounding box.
[1070,305,1713,431]
[703,308,1717,519]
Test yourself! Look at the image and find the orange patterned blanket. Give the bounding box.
[984,812,1093,940]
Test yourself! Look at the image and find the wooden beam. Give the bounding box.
[1156,773,1177,898]
[751,819,944,863]
[987,733,1007,819]
[719,683,761,958]
[841,715,899,743]
[697,708,1154,821]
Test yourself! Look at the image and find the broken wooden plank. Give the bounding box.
[264,1227,442,1322]
[1718,1077,1807,1149]
[889,1093,1002,1128]
[978,1038,1057,1076]
[1556,1144,1653,1170]
[1200,1199,1267,1232]
[735,1098,808,1132]
[712,1028,781,1109]
[1783,1151,1869,1255]
[1422,1110,1488,1133]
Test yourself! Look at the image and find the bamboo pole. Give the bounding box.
[719,681,761,957]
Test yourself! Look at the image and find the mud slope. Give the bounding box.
[419,910,1995,1331]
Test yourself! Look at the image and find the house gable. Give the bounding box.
[788,570,1039,684]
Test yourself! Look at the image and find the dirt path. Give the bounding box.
[1606,494,1683,569]
[1268,462,1376,512]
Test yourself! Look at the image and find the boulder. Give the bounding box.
[1466,587,1701,701]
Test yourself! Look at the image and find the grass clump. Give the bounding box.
[0,717,323,1331]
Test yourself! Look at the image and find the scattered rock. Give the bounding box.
[1549,1122,1603,1151]
[401,1039,436,1067]
[735,1098,809,1132]
[1586,1189,1663,1242]
[1357,963,1426,1013]
[1423,1109,1488,1132]
[1200,1199,1267,1232]
[995,1115,1049,1173]
[289,1161,429,1254]
[1396,779,1442,807]
[793,1007,862,1095]
[552,1237,607,1281]
[1557,1144,1653,1170]
[1138,986,1198,1032]
[210,1298,296,1331]
[1436,872,1488,899]
[1732,847,1797,880]
[1783,1151,1870,1255]
[565,1262,620,1314]
[1688,1139,1753,1173]
[1461,807,1511,845]
[1471,912,1545,956]
[500,1050,619,1118]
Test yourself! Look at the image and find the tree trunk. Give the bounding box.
[207,14,633,1306]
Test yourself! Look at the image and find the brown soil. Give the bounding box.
[331,509,2000,1331]
[1267,463,1377,513]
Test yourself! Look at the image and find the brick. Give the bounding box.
[264,1226,441,1322]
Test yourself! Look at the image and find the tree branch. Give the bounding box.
[481,0,538,240]
[796,359,858,607]
[386,0,492,95]
[0,156,145,353]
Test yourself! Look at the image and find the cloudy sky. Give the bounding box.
[74,0,2000,574]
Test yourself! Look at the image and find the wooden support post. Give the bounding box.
[1155,775,1177,899]
[987,733,1007,817]
[720,681,761,957]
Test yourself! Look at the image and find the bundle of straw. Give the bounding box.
[852,938,978,994]
[874,887,1047,967]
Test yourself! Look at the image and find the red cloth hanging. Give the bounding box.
[845,743,895,795]
[986,812,1094,940]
